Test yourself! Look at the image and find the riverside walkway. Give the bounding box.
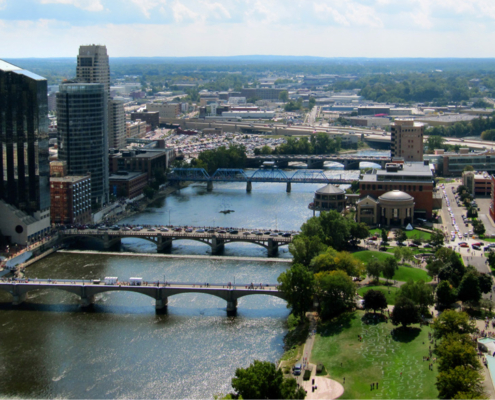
[0,278,285,314]
[59,226,295,257]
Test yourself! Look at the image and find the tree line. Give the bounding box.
[253,134,342,156]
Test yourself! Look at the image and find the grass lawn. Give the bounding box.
[352,251,393,264]
[312,311,438,399]
[357,285,399,305]
[405,230,432,241]
[386,247,433,256]
[369,228,382,236]
[389,265,432,283]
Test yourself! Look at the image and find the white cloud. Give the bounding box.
[313,3,349,26]
[0,0,6,10]
[39,0,104,12]
[345,3,383,28]
[129,0,167,19]
[171,1,199,23]
[203,2,231,20]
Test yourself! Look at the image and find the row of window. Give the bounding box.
[362,183,424,192]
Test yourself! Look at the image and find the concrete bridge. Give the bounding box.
[246,155,391,169]
[59,228,293,257]
[0,279,286,315]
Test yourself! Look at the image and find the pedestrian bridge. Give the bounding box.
[0,279,286,315]
[59,228,293,257]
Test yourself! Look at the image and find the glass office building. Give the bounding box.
[57,82,109,207]
[0,59,50,215]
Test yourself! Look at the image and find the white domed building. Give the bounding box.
[356,190,415,226]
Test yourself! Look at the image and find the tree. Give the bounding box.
[436,280,457,309]
[427,135,445,152]
[310,249,364,277]
[231,360,306,400]
[308,97,316,110]
[382,257,398,282]
[436,365,484,400]
[481,128,495,141]
[397,280,434,313]
[143,185,155,199]
[381,228,389,247]
[435,333,481,373]
[463,165,474,172]
[315,270,356,319]
[478,273,493,294]
[289,235,327,268]
[488,250,495,270]
[394,229,407,244]
[457,272,482,304]
[430,228,445,248]
[472,220,485,236]
[278,90,289,102]
[260,145,272,155]
[366,258,383,283]
[349,222,369,243]
[363,289,388,313]
[391,297,420,328]
[432,310,476,339]
[277,264,315,320]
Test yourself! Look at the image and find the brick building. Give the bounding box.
[109,171,148,199]
[130,111,159,129]
[391,119,425,162]
[109,148,172,180]
[50,175,92,225]
[359,161,439,219]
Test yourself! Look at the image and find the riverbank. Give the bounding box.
[58,250,292,263]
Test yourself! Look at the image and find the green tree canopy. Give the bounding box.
[397,280,434,313]
[366,258,383,283]
[432,310,476,339]
[363,289,388,313]
[288,235,327,268]
[435,333,481,373]
[457,272,482,304]
[315,270,356,319]
[231,360,306,400]
[436,280,457,309]
[310,248,364,276]
[382,257,398,282]
[391,297,420,328]
[436,365,485,400]
[277,264,315,320]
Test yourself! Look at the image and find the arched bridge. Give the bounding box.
[0,279,286,315]
[167,168,353,192]
[246,155,391,170]
[59,228,294,257]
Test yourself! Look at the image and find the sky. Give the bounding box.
[1,0,495,58]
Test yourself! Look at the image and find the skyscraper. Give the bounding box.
[391,119,425,162]
[57,82,109,206]
[0,59,51,244]
[76,45,126,150]
[76,45,110,96]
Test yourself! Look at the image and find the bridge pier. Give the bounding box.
[211,237,225,255]
[156,234,173,253]
[80,287,94,308]
[12,293,26,306]
[286,182,291,193]
[307,160,324,169]
[246,181,252,192]
[103,232,121,251]
[226,295,237,315]
[206,181,213,191]
[155,295,168,313]
[267,238,279,257]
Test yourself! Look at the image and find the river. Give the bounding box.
[0,150,389,399]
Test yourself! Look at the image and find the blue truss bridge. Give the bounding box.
[167,168,354,192]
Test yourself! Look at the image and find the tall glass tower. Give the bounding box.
[0,59,50,215]
[57,82,109,207]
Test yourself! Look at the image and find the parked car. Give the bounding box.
[472,244,481,250]
[459,243,469,248]
[408,243,419,247]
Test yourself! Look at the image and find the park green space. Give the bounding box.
[405,230,432,240]
[357,285,399,305]
[311,311,438,399]
[352,251,432,282]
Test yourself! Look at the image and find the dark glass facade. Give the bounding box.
[0,60,50,215]
[57,83,109,206]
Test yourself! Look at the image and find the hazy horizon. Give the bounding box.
[2,0,495,58]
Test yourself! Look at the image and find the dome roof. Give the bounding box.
[379,190,414,202]
[316,184,344,195]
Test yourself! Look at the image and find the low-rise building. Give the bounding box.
[359,161,437,219]
[130,110,159,129]
[126,119,149,139]
[462,171,491,196]
[356,190,415,226]
[50,175,92,225]
[147,103,181,119]
[308,184,346,215]
[424,150,495,176]
[109,171,148,199]
[109,148,172,179]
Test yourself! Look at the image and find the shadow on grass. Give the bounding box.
[284,317,309,351]
[318,311,356,337]
[391,326,422,343]
[361,312,389,325]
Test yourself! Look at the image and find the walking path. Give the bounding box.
[297,312,344,399]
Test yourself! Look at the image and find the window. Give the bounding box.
[419,186,423,192]
[393,208,398,218]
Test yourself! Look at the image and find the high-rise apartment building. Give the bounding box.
[0,59,51,244]
[57,82,109,206]
[391,119,425,162]
[77,45,125,150]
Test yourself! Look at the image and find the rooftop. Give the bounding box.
[315,184,344,195]
[109,171,147,181]
[361,162,433,182]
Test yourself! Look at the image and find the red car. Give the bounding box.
[459,243,469,248]
[369,236,378,241]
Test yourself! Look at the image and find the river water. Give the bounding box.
[0,150,389,399]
